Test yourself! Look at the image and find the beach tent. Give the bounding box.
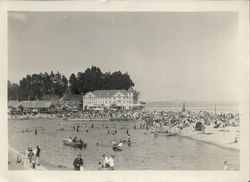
[194,121,204,131]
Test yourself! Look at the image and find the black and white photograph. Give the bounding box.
[0,1,249,182]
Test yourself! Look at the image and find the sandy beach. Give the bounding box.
[179,125,240,151]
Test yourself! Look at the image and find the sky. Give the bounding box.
[8,12,239,102]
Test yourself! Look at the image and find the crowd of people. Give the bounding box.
[19,145,41,169]
[66,136,85,144]
[9,109,142,121]
[9,107,240,132]
[142,110,240,134]
[73,153,115,171]
[98,154,115,170]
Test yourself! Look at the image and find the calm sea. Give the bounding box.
[8,119,239,170]
[145,101,239,113]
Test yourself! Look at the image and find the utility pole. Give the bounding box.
[214,105,217,120]
[182,102,186,112]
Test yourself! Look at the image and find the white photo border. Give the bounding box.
[0,1,249,182]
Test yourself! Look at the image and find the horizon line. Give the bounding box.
[144,100,240,103]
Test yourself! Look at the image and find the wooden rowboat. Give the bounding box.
[63,139,87,148]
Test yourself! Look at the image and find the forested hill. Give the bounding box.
[8,66,135,101]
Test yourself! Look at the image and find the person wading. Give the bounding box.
[73,154,83,171]
[33,145,41,166]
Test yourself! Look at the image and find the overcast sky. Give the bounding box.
[8,12,239,102]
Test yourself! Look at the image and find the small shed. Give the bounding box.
[20,100,54,113]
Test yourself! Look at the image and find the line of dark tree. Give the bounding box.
[8,66,135,101]
[69,66,134,94]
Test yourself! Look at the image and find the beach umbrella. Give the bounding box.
[195,121,203,131]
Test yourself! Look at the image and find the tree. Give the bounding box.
[70,66,135,94]
[121,72,135,90]
[83,66,103,92]
[102,72,112,89]
[53,73,68,96]
[8,80,20,100]
[8,66,135,100]
[16,71,68,100]
[69,73,79,94]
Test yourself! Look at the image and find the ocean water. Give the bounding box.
[144,107,239,113]
[8,119,240,170]
[145,101,240,113]
[145,101,239,113]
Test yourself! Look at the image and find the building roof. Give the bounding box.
[57,100,81,106]
[59,94,82,101]
[21,101,53,109]
[84,89,133,98]
[8,100,21,108]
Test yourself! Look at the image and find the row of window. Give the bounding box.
[84,99,132,105]
[84,97,132,102]
[86,96,132,100]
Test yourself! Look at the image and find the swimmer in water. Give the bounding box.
[233,137,238,143]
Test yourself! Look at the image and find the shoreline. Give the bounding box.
[178,125,240,151]
[178,135,239,152]
[9,145,73,171]
[8,145,47,170]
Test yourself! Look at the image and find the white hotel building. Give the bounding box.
[82,87,140,110]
